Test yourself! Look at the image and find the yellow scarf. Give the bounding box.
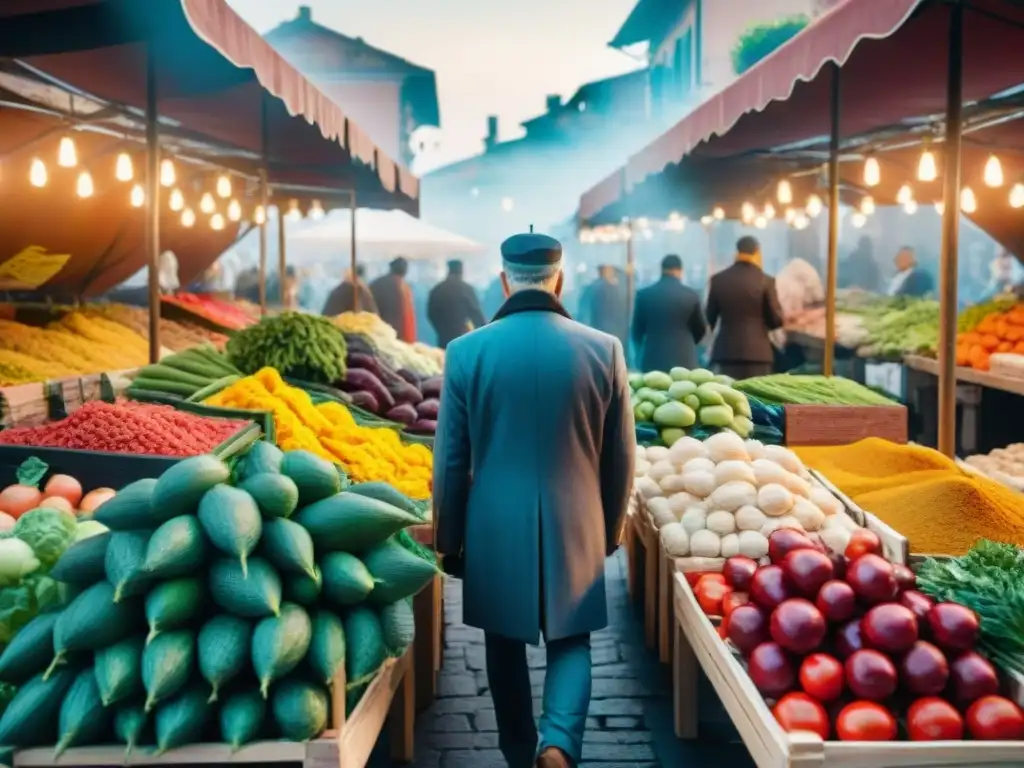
[736,252,762,268]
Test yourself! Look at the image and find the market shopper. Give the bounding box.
[705,236,785,379]
[370,257,417,341]
[433,232,635,768]
[888,246,935,298]
[631,254,707,371]
[839,235,882,293]
[321,264,377,316]
[427,259,487,348]
[582,265,629,346]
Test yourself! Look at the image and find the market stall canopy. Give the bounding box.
[579,0,1024,225]
[0,0,419,213]
[288,209,487,261]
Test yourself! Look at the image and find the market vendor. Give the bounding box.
[888,246,934,298]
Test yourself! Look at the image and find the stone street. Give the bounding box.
[387,552,756,768]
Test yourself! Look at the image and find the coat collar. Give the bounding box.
[491,289,571,323]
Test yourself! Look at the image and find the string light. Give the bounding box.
[700,215,714,226]
[130,184,145,207]
[806,194,823,217]
[254,205,267,225]
[863,156,880,187]
[115,152,134,182]
[199,193,216,214]
[58,136,77,168]
[307,200,326,220]
[754,215,767,229]
[903,199,918,215]
[181,207,196,227]
[160,158,176,187]
[169,189,185,212]
[286,200,302,222]
[76,170,94,198]
[712,206,725,220]
[1010,183,1024,208]
[216,174,232,198]
[764,202,776,219]
[793,213,810,230]
[851,211,867,228]
[984,155,1004,188]
[917,140,937,182]
[741,201,755,223]
[896,184,914,205]
[665,212,685,231]
[860,196,875,215]
[227,199,242,222]
[29,158,47,188]
[961,186,977,214]
[777,179,793,204]
[784,207,797,224]
[210,213,226,231]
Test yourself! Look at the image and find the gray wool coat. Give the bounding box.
[433,289,635,644]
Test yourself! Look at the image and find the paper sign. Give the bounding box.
[0,246,71,290]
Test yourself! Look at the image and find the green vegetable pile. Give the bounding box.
[629,367,753,446]
[227,313,349,385]
[0,444,435,756]
[916,540,1024,678]
[857,299,940,359]
[733,374,896,406]
[127,345,242,401]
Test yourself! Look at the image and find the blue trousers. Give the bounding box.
[485,632,592,767]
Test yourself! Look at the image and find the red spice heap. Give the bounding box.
[0,400,246,456]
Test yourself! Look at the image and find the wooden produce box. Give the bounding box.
[671,572,1024,767]
[622,507,660,652]
[14,648,415,768]
[409,523,444,712]
[809,470,909,564]
[785,403,908,446]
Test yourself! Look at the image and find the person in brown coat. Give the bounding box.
[705,236,784,380]
[322,264,377,316]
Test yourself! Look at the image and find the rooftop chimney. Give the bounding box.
[546,94,562,113]
[297,5,312,22]
[485,116,499,150]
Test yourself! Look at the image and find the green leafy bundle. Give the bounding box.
[226,313,348,384]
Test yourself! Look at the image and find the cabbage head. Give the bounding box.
[12,507,77,570]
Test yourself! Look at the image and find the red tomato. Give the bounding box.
[696,579,732,617]
[722,591,750,618]
[717,622,729,640]
[799,653,845,703]
[39,496,75,514]
[844,529,882,562]
[907,697,964,741]
[0,484,42,518]
[684,572,704,587]
[42,474,82,508]
[771,692,830,740]
[835,701,897,741]
[696,573,727,587]
[966,696,1024,740]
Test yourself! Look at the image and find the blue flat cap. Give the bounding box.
[500,232,562,266]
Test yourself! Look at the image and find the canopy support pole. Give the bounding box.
[824,62,841,377]
[938,0,964,458]
[258,169,268,316]
[278,204,287,308]
[350,191,359,312]
[144,42,161,364]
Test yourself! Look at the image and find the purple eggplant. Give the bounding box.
[407,419,437,434]
[347,351,382,378]
[421,376,443,400]
[385,403,418,425]
[398,368,421,387]
[374,362,423,405]
[339,368,395,411]
[416,398,440,420]
[348,390,380,413]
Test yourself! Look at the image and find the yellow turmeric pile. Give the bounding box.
[795,438,1024,555]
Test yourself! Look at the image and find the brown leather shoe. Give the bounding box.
[536,747,573,768]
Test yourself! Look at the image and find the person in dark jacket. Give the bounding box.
[888,246,934,298]
[583,265,629,346]
[322,264,377,316]
[631,254,707,372]
[839,235,881,293]
[428,260,487,348]
[706,236,785,380]
[370,257,417,341]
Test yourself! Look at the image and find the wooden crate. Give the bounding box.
[785,403,908,446]
[810,470,909,564]
[409,523,443,712]
[672,572,1024,767]
[14,648,415,768]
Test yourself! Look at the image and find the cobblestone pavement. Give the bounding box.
[393,552,756,768]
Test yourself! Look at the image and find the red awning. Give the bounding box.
[580,0,1024,222]
[0,0,418,208]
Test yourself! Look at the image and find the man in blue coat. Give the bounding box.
[433,232,635,768]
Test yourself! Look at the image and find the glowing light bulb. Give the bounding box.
[58,136,77,168]
[29,158,47,188]
[712,206,725,220]
[764,203,776,219]
[666,212,684,231]
[168,189,184,212]
[896,184,913,205]
[984,155,1004,188]
[741,201,755,223]
[934,201,945,215]
[160,158,176,187]
[903,199,918,215]
[806,194,823,217]
[309,200,325,220]
[851,211,866,228]
[227,199,242,222]
[210,213,225,231]
[199,193,215,214]
[961,186,977,214]
[784,207,796,224]
[254,205,267,225]
[794,213,810,230]
[777,179,792,205]
[917,145,937,182]
[286,200,302,222]
[860,196,875,215]
[754,215,767,229]
[1010,183,1024,208]
[181,207,196,227]
[130,184,145,207]
[700,215,714,226]
[76,170,94,198]
[115,152,134,182]
[216,174,232,198]
[863,156,880,187]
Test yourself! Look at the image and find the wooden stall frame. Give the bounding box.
[672,571,1024,767]
[785,403,909,446]
[410,523,443,711]
[14,648,415,768]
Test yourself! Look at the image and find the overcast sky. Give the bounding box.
[227,0,640,166]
